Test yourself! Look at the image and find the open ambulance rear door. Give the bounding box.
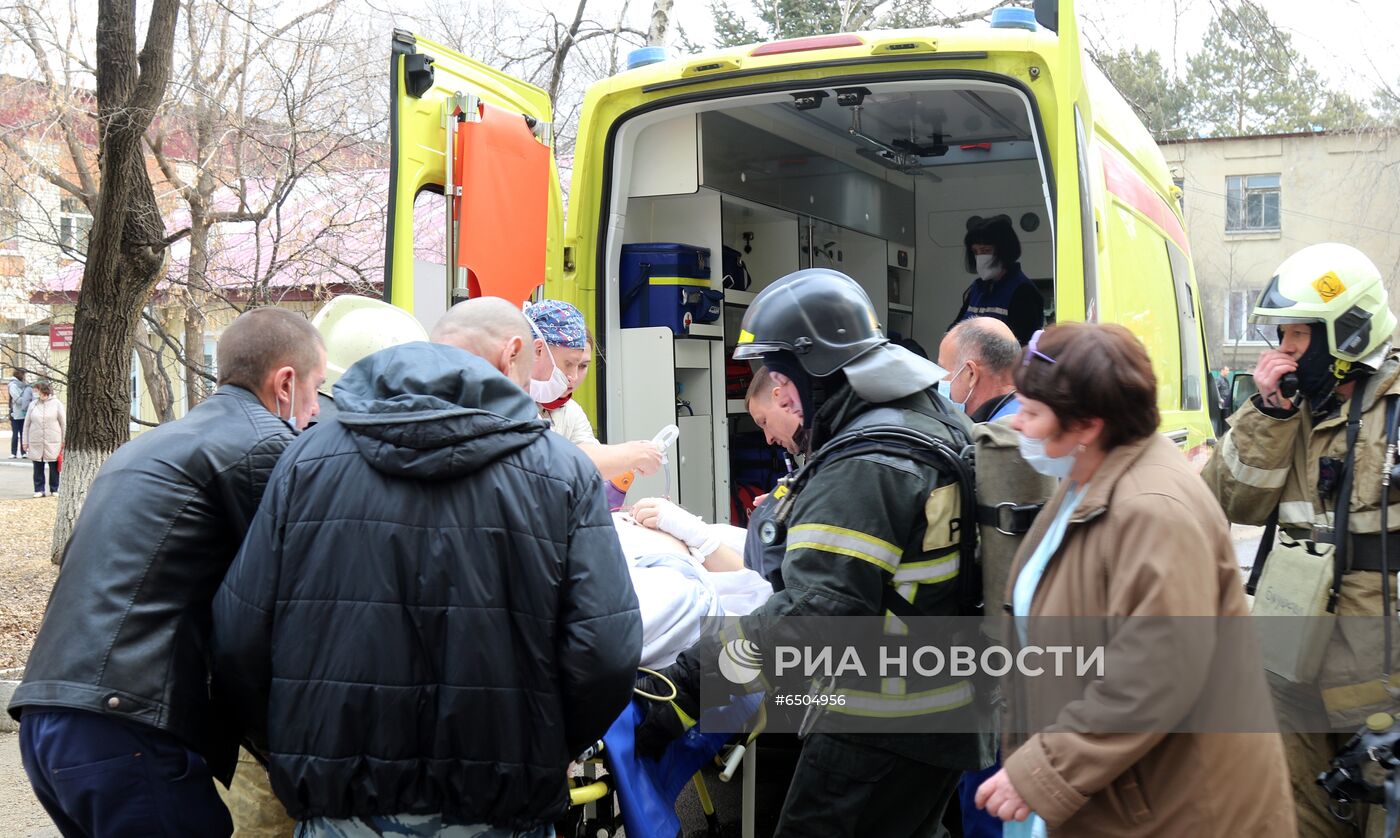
[385,30,563,328]
[1037,0,1096,323]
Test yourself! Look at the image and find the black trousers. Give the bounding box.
[32,459,58,493]
[775,733,959,838]
[9,417,21,456]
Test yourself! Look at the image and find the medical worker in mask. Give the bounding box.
[949,215,1043,345]
[524,300,663,482]
[976,323,1291,836]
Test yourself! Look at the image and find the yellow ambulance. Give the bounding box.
[384,0,1214,523]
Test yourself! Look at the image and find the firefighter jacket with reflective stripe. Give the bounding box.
[735,383,991,770]
[1202,348,1400,725]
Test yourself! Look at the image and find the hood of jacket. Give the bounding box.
[333,341,547,480]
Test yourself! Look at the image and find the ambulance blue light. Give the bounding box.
[990,8,1038,30]
[626,47,668,70]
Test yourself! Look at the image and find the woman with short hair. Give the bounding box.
[949,215,1044,345]
[21,379,64,498]
[976,323,1293,835]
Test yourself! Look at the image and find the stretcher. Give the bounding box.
[564,669,767,838]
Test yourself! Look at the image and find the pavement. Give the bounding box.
[0,458,38,501]
[0,734,58,837]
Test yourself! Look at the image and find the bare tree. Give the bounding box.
[147,0,377,410]
[56,0,179,561]
[397,0,647,164]
[647,0,673,46]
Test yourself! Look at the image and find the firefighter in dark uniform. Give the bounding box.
[640,268,992,836]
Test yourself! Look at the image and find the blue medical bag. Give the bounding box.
[620,243,721,334]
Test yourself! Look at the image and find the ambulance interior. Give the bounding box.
[604,80,1055,525]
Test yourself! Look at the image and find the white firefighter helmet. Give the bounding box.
[311,295,428,389]
[1252,243,1397,364]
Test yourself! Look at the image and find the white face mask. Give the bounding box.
[281,371,300,433]
[523,304,570,404]
[974,253,1002,281]
[1017,432,1076,479]
[935,363,971,414]
[526,336,569,405]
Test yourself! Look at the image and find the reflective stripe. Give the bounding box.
[832,680,975,718]
[893,553,959,584]
[788,524,903,573]
[1219,434,1289,490]
[884,582,915,637]
[1279,500,1323,528]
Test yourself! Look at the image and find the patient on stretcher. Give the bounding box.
[612,505,771,668]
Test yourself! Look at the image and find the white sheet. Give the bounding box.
[614,515,772,668]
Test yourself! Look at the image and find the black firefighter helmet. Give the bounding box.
[731,268,887,376]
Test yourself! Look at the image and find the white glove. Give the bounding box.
[632,497,719,556]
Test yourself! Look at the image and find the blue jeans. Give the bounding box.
[33,460,58,493]
[19,709,232,838]
[9,417,21,457]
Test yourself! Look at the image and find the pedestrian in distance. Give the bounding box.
[8,368,32,459]
[21,380,63,497]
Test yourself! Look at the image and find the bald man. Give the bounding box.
[430,296,535,387]
[212,297,641,836]
[937,317,1022,423]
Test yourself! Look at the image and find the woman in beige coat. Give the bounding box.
[21,380,64,498]
[974,323,1293,836]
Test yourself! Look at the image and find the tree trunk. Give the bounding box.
[183,217,210,410]
[135,319,176,423]
[647,0,673,46]
[52,0,180,563]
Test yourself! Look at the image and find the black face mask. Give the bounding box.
[1291,322,1340,412]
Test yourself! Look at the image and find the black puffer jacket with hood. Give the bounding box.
[211,342,641,828]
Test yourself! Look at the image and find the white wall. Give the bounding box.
[910,159,1052,352]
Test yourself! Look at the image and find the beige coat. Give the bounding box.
[22,396,64,462]
[1001,433,1293,836]
[1202,350,1400,726]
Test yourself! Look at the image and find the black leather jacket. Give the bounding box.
[10,385,293,783]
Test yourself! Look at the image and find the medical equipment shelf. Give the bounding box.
[889,303,913,313]
[724,289,757,307]
[727,399,747,415]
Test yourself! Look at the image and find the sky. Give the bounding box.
[643,0,1400,101]
[7,1,1398,100]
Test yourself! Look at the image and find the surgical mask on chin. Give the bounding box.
[529,355,569,404]
[974,253,1002,282]
[524,303,571,404]
[1018,432,1076,479]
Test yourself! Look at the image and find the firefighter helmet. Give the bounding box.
[1252,243,1397,364]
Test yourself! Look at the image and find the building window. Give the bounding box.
[1226,288,1270,344]
[59,196,92,254]
[1226,174,1280,232]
